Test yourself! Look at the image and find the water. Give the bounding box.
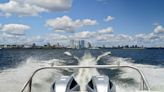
[0,49,164,92]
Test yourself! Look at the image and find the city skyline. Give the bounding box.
[0,39,161,49]
[0,0,164,47]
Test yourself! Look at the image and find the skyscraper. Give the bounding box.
[70,40,75,48]
[79,40,85,49]
[87,42,92,48]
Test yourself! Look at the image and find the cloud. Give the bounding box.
[82,19,97,25]
[134,33,163,47]
[96,34,132,44]
[98,27,113,34]
[69,27,113,40]
[46,16,97,32]
[105,16,115,22]
[70,26,164,46]
[0,32,28,44]
[0,12,11,17]
[0,0,72,17]
[45,33,67,40]
[1,23,164,47]
[0,0,47,16]
[146,33,159,40]
[116,34,132,41]
[1,24,30,35]
[135,33,159,41]
[154,25,164,34]
[17,33,69,45]
[73,31,97,39]
[96,34,114,41]
[25,0,72,12]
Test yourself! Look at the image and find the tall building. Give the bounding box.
[70,40,75,48]
[87,42,92,48]
[79,40,85,49]
[56,43,60,48]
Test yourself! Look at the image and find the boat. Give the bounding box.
[21,64,157,92]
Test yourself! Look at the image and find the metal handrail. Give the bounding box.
[21,65,150,92]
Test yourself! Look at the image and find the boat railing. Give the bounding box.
[21,65,150,92]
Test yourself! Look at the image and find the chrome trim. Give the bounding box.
[21,65,150,92]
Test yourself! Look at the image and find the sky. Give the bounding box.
[0,0,164,47]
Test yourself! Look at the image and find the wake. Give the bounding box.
[0,52,163,92]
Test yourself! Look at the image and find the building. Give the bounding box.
[87,42,92,48]
[0,45,5,48]
[70,40,75,48]
[79,40,85,49]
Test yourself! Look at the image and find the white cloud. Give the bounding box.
[1,24,30,35]
[115,34,132,41]
[105,16,115,22]
[96,34,132,44]
[18,33,69,45]
[46,16,97,32]
[1,23,164,47]
[65,27,113,41]
[0,1,47,16]
[45,33,67,40]
[2,32,16,38]
[0,32,28,44]
[134,33,160,46]
[25,0,72,12]
[82,19,97,25]
[154,25,164,34]
[73,31,97,39]
[96,34,114,41]
[75,31,134,46]
[0,0,72,17]
[98,27,113,34]
[147,33,159,40]
[0,12,11,17]
[69,27,113,40]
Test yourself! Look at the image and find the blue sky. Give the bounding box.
[0,0,164,47]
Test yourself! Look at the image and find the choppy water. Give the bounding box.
[0,49,164,92]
